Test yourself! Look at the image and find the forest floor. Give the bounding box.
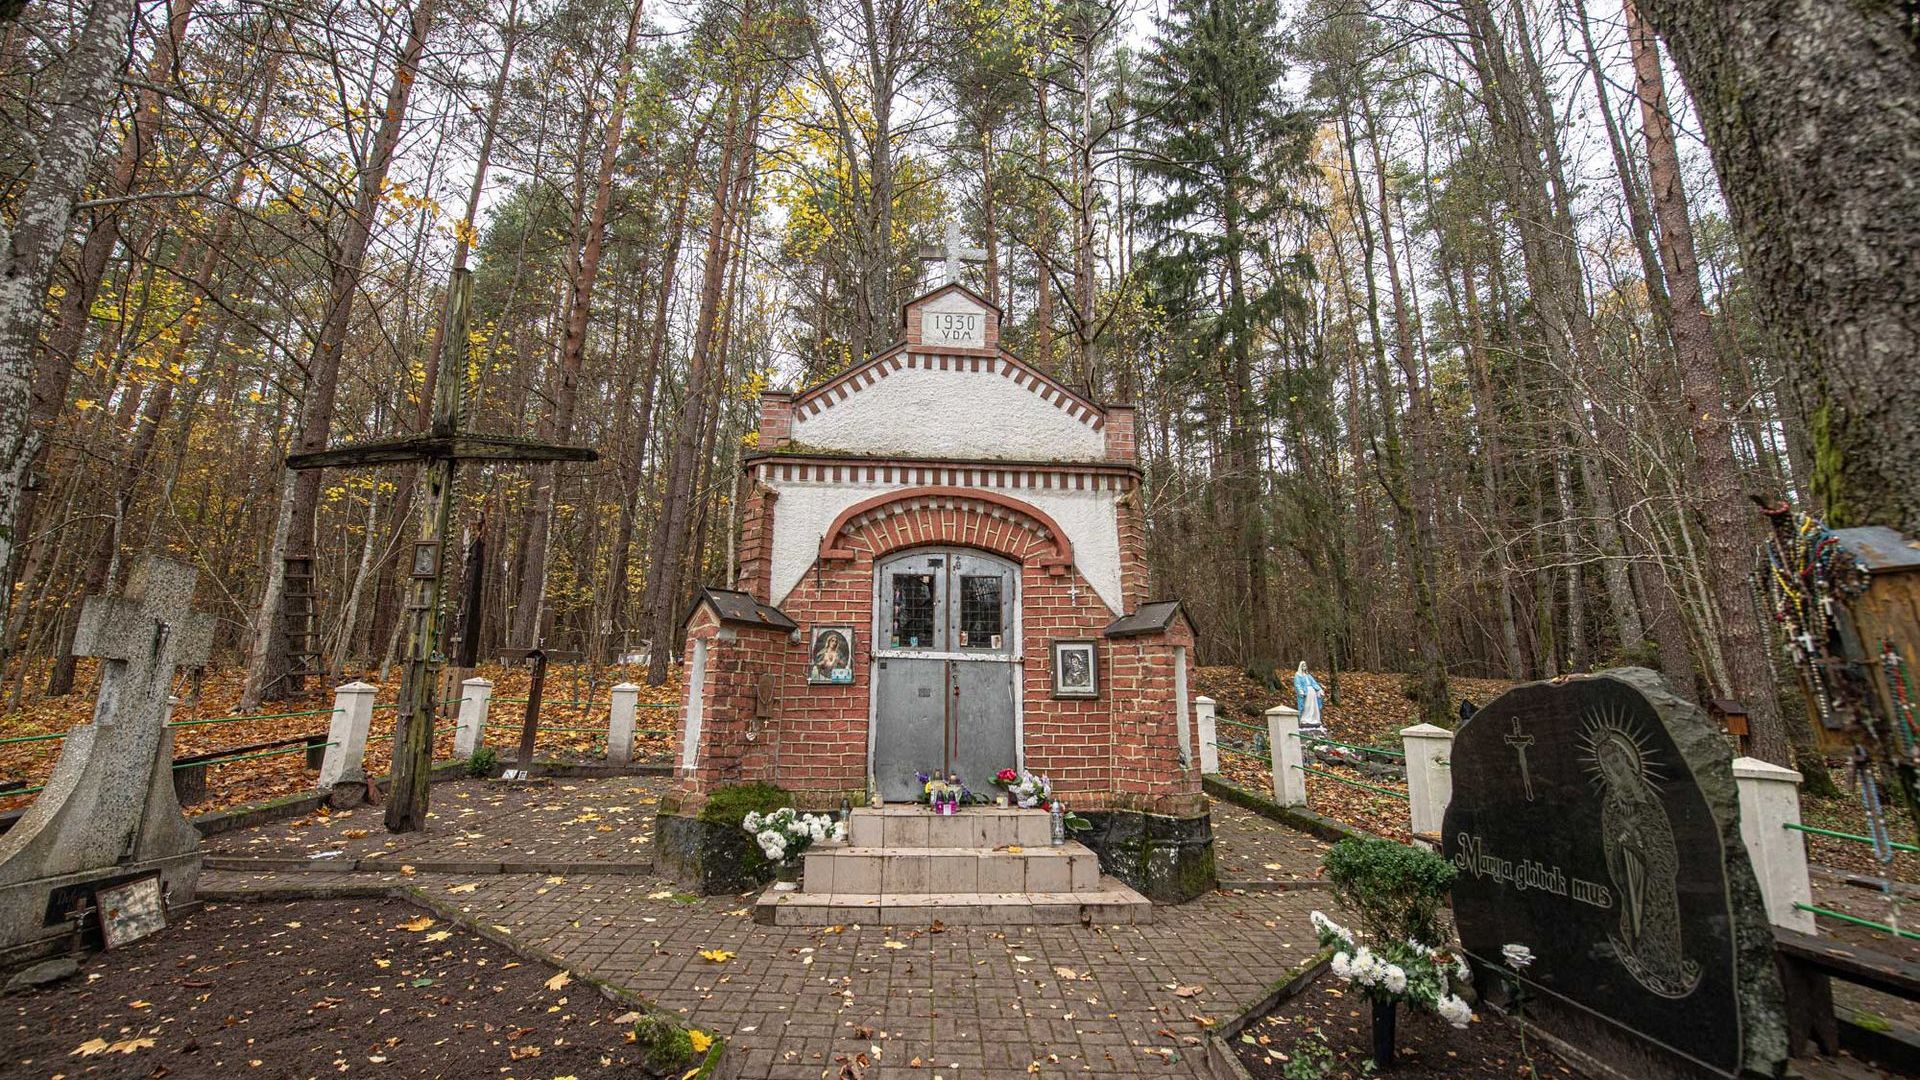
[0,660,682,820]
[0,897,666,1079]
[1230,973,1578,1080]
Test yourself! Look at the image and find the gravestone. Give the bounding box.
[1444,668,1786,1080]
[0,556,213,965]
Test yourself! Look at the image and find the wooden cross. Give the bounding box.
[496,645,583,780]
[286,269,596,833]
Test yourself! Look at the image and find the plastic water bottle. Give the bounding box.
[1049,801,1066,846]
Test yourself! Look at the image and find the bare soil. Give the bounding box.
[1,898,669,1079]
[1231,974,1580,1080]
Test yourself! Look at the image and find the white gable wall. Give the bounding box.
[790,362,1105,461]
[767,478,1124,613]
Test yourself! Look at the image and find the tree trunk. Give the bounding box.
[510,0,645,647]
[643,85,758,684]
[243,0,437,708]
[1624,0,1787,763]
[1632,0,1920,537]
[0,0,138,658]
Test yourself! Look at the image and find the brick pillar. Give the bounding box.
[758,390,794,449]
[734,480,777,599]
[1103,404,1136,461]
[1115,481,1150,610]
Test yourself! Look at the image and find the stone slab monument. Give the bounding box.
[0,556,213,966]
[1444,668,1787,1080]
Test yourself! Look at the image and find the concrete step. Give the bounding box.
[803,843,1101,894]
[849,805,1052,849]
[753,877,1154,926]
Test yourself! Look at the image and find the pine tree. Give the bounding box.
[1133,0,1313,683]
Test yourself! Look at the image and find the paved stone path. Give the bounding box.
[198,781,1337,1078]
[203,866,1324,1079]
[205,775,663,869]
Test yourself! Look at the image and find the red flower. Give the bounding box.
[996,768,1017,783]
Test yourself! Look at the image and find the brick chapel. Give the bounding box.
[656,281,1216,904]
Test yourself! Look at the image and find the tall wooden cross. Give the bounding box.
[286,269,596,833]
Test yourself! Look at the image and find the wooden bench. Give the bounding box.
[172,733,328,806]
[1774,926,1920,1064]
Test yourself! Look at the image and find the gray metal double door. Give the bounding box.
[871,548,1019,802]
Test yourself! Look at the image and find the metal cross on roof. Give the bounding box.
[284,269,596,833]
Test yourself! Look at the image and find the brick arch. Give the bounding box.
[819,486,1075,574]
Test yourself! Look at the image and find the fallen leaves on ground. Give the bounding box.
[698,949,735,963]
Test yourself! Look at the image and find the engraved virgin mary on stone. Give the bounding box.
[1584,708,1701,999]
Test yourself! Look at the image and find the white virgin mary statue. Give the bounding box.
[1293,663,1326,731]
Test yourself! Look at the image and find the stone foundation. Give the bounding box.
[653,813,776,896]
[1077,809,1216,903]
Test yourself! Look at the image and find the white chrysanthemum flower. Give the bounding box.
[1309,911,1352,946]
[1502,943,1534,971]
[832,821,848,843]
[1437,994,1473,1029]
[1330,952,1353,980]
[1384,965,1408,994]
[758,831,787,860]
[742,811,762,832]
[1454,953,1473,982]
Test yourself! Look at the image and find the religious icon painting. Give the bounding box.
[808,626,855,685]
[1052,640,1098,699]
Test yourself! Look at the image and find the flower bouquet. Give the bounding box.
[1311,910,1474,1066]
[993,768,1052,809]
[741,807,844,878]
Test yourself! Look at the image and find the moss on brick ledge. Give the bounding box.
[655,782,795,895]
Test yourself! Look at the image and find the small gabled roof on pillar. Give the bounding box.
[1103,599,1193,639]
[683,587,797,634]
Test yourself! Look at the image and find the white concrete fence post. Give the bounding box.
[1196,696,1219,774]
[319,681,377,789]
[1267,704,1305,807]
[607,682,641,767]
[1733,756,1817,934]
[454,677,494,760]
[1400,723,1454,848]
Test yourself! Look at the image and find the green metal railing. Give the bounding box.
[1211,740,1266,762]
[0,730,66,747]
[168,708,334,728]
[1295,764,1410,800]
[1297,732,1405,758]
[1784,821,1920,855]
[1793,902,1920,942]
[171,741,336,771]
[484,723,605,736]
